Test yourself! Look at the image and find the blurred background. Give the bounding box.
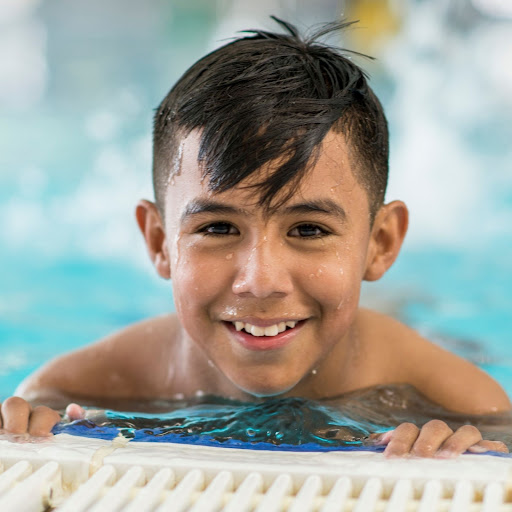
[0,0,511,399]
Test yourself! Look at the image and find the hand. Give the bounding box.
[372,420,508,458]
[0,398,88,437]
[0,397,61,437]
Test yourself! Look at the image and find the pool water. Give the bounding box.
[52,385,512,452]
[53,396,377,450]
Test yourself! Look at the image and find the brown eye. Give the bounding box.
[201,223,238,235]
[289,224,326,238]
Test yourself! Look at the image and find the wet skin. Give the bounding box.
[152,129,405,398]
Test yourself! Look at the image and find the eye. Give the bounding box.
[199,222,239,236]
[288,224,328,238]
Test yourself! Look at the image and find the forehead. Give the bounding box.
[164,129,368,217]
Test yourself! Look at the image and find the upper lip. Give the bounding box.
[221,317,306,327]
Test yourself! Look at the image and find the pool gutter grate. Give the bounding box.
[0,433,511,511]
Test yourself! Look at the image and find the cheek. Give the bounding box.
[303,252,364,311]
[171,249,228,314]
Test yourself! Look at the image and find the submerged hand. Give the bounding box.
[374,420,508,458]
[0,397,61,437]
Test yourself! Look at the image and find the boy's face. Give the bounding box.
[157,130,387,397]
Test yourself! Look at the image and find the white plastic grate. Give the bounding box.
[0,433,511,511]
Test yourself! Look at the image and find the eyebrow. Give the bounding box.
[282,200,347,221]
[181,199,249,222]
[181,198,347,222]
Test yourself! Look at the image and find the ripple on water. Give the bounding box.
[52,385,512,453]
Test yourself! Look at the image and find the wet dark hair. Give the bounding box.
[153,17,388,221]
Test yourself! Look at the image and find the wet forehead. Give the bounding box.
[165,130,369,223]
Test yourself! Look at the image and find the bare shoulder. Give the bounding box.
[16,314,181,403]
[357,308,511,414]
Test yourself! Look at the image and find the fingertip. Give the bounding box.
[468,445,488,453]
[379,429,394,444]
[435,449,458,459]
[65,403,86,420]
[369,429,394,446]
[383,447,404,459]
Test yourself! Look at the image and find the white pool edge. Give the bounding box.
[0,433,511,510]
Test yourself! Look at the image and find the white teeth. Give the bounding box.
[249,325,265,336]
[232,320,298,336]
[264,325,279,336]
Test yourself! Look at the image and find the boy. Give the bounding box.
[3,19,510,457]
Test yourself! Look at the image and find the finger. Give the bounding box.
[410,419,454,458]
[1,397,32,434]
[65,403,87,421]
[367,429,394,446]
[435,425,482,458]
[384,423,420,458]
[28,406,62,437]
[467,440,509,454]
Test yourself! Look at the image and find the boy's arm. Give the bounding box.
[409,341,511,415]
[0,315,177,436]
[355,309,510,455]
[15,314,178,406]
[358,308,511,415]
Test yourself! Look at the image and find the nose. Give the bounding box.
[232,238,293,298]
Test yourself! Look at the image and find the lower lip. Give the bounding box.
[224,321,304,351]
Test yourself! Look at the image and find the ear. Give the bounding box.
[135,200,171,279]
[363,201,408,281]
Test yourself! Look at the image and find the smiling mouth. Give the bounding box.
[231,320,298,337]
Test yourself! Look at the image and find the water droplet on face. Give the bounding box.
[172,232,182,274]
[225,253,233,260]
[167,141,184,186]
[311,369,318,375]
[173,393,184,400]
[195,389,205,397]
[208,359,214,368]
[308,273,315,279]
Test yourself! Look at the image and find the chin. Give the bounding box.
[233,376,299,398]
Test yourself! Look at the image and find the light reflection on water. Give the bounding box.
[53,385,512,452]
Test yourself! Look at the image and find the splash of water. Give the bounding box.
[53,385,512,452]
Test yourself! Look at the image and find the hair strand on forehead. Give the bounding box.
[152,17,388,223]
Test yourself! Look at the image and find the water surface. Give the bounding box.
[53,384,512,453]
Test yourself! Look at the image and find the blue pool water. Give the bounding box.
[51,387,512,451]
[52,395,385,451]
[0,0,511,451]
